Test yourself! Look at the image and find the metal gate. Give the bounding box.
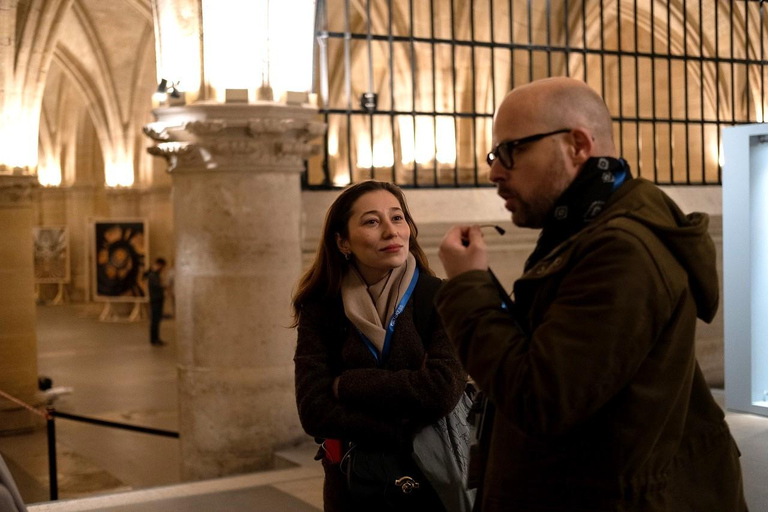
[307,0,767,188]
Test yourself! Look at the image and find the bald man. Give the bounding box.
[436,78,747,511]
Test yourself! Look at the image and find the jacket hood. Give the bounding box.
[601,179,719,322]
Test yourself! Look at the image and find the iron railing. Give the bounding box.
[307,0,768,188]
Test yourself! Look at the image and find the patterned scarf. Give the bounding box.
[525,156,632,271]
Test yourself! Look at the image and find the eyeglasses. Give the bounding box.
[486,128,572,169]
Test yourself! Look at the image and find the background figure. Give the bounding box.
[436,77,747,511]
[143,257,167,346]
[292,181,466,512]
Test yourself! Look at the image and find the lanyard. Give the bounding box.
[356,266,420,367]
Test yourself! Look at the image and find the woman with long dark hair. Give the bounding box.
[292,180,466,512]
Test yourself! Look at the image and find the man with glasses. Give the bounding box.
[435,77,747,511]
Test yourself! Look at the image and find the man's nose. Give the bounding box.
[488,160,507,184]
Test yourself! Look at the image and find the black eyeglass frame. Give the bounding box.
[486,128,572,169]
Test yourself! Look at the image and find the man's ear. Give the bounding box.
[569,127,594,166]
[335,233,349,254]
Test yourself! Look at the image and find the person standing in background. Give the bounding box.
[144,257,167,346]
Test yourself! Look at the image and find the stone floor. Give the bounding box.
[0,304,323,511]
[1,303,767,511]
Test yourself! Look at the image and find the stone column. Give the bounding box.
[65,184,97,302]
[145,103,324,480]
[0,175,42,432]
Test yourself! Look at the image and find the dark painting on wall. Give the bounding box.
[93,219,148,301]
[33,227,70,283]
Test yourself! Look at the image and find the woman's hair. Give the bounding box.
[291,180,434,325]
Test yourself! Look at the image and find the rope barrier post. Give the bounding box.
[46,408,58,501]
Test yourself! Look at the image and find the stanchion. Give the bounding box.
[45,408,58,500]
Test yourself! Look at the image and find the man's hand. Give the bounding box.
[438,225,489,279]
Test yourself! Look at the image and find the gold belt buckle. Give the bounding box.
[395,476,420,494]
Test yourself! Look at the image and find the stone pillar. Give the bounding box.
[65,184,97,302]
[145,103,324,480]
[0,175,42,432]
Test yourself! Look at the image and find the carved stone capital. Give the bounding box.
[144,103,326,175]
[0,175,39,205]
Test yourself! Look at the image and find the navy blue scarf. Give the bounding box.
[525,157,632,271]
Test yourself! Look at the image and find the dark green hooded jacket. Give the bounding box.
[436,178,747,511]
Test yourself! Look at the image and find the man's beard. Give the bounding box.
[512,160,573,229]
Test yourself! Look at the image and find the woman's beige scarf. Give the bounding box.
[341,252,416,355]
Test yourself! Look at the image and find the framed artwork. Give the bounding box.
[33,226,70,283]
[92,219,148,302]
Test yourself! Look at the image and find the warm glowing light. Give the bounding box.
[269,0,316,99]
[37,164,62,187]
[709,141,724,168]
[718,142,725,168]
[333,173,351,187]
[357,133,394,168]
[202,0,268,101]
[0,105,39,170]
[153,1,201,99]
[105,161,135,187]
[399,117,456,165]
[328,126,338,156]
[202,0,316,102]
[435,117,457,164]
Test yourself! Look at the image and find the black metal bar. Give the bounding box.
[730,0,736,132]
[528,0,534,82]
[684,0,690,183]
[46,410,58,501]
[651,0,658,182]
[745,0,750,121]
[635,0,642,177]
[431,0,438,185]
[582,0,588,81]
[320,108,760,126]
[410,0,417,185]
[600,0,606,99]
[509,0,515,87]
[700,0,706,182]
[716,0,721,183]
[344,0,353,184]
[320,30,767,66]
[546,0,552,76]
[490,0,496,109]
[470,0,478,185]
[762,0,765,124]
[389,0,395,183]
[618,0,625,157]
[316,0,331,186]
[450,0,458,186]
[367,0,375,180]
[52,410,180,438]
[565,0,570,77]
[667,0,673,183]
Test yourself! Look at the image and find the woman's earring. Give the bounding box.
[343,252,350,261]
